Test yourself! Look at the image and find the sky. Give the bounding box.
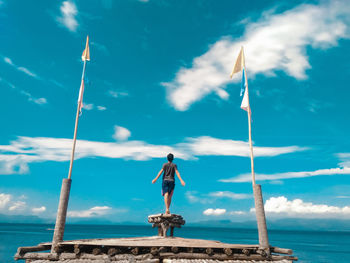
[0,0,350,224]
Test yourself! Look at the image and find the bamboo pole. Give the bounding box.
[244,76,256,186]
[244,91,270,250]
[68,59,86,180]
[253,184,269,250]
[241,48,269,251]
[51,178,71,253]
[51,45,88,252]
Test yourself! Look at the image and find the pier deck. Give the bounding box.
[15,236,297,262]
[45,236,259,248]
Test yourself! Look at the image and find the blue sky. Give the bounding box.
[0,0,350,223]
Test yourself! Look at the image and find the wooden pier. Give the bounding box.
[15,214,297,262]
[15,235,297,262]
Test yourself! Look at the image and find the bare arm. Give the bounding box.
[175,169,185,186]
[152,169,163,184]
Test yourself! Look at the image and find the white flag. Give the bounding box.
[230,47,250,112]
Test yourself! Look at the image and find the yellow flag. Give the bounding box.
[230,46,245,78]
[82,36,90,61]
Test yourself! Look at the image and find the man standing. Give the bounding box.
[152,153,185,214]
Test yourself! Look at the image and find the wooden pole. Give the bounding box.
[241,47,255,186]
[51,48,88,252]
[68,59,87,180]
[241,48,268,251]
[253,184,269,250]
[246,98,256,186]
[245,97,270,250]
[51,178,71,253]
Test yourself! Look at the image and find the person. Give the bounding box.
[152,153,185,214]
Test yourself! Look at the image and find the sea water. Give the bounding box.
[0,223,349,263]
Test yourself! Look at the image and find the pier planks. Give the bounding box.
[16,236,297,262]
[42,236,259,249]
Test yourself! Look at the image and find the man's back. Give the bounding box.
[162,162,177,181]
[152,153,185,214]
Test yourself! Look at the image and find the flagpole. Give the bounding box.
[244,57,269,254]
[231,47,269,253]
[244,73,256,186]
[241,47,256,185]
[51,37,89,253]
[68,59,86,180]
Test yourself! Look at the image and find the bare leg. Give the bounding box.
[167,190,174,214]
[164,192,170,214]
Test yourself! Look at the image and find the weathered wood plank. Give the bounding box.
[163,260,293,263]
[272,247,293,255]
[16,245,51,256]
[27,259,159,263]
[40,236,260,249]
[159,252,297,261]
[19,251,296,262]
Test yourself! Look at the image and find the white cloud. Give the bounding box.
[203,208,226,216]
[261,196,350,218]
[113,126,131,141]
[0,193,11,209]
[32,206,46,213]
[57,1,78,32]
[0,135,302,175]
[0,192,47,215]
[49,79,64,88]
[68,206,113,218]
[208,191,250,200]
[182,136,305,157]
[0,77,15,89]
[2,56,60,91]
[0,136,190,174]
[3,56,39,79]
[97,105,106,111]
[4,57,13,66]
[20,91,47,105]
[187,190,250,204]
[0,155,30,174]
[338,153,350,167]
[33,98,47,105]
[186,191,199,203]
[229,211,246,215]
[17,67,38,78]
[1,78,47,106]
[91,42,109,55]
[164,1,350,110]
[221,166,350,183]
[108,90,129,98]
[9,201,26,211]
[19,195,27,200]
[186,191,208,204]
[83,103,94,110]
[82,103,107,111]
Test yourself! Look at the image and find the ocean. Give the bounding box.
[1,223,349,263]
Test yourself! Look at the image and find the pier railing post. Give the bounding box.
[51,178,72,253]
[253,184,269,252]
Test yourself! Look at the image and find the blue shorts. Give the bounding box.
[162,180,175,196]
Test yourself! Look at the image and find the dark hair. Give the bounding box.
[167,153,174,162]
